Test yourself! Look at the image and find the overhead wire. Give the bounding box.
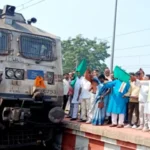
[103,28,150,39]
[121,65,150,69]
[16,0,36,8]
[105,27,150,50]
[15,1,150,68]
[103,28,150,52]
[17,0,45,12]
[113,44,150,51]
[115,53,150,58]
[16,1,150,41]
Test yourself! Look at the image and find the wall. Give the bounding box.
[54,128,150,150]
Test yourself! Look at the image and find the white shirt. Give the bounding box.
[72,77,82,104]
[135,79,141,87]
[63,79,69,95]
[80,77,91,99]
[138,80,150,103]
[139,85,149,102]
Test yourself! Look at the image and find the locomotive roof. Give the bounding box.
[0,9,60,40]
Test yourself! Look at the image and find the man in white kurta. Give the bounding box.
[71,75,83,120]
[136,77,150,131]
[80,77,91,121]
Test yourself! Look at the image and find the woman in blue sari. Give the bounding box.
[92,74,110,125]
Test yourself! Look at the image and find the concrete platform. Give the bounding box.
[61,118,150,149]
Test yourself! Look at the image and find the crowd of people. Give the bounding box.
[63,68,150,131]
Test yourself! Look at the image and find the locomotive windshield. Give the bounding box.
[0,31,9,54]
[20,35,53,60]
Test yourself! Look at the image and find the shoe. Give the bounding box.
[105,116,109,120]
[104,119,112,125]
[136,125,143,130]
[86,120,91,124]
[108,116,112,124]
[70,118,77,121]
[117,125,124,128]
[66,115,71,118]
[124,120,128,124]
[142,126,149,132]
[79,120,86,122]
[124,124,132,128]
[110,124,117,127]
[132,125,138,129]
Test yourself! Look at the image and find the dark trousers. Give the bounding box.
[68,95,73,117]
[128,102,139,125]
[63,95,69,110]
[124,102,129,123]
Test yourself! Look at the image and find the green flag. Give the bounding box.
[76,59,87,76]
[70,75,77,88]
[70,59,87,88]
[114,66,130,83]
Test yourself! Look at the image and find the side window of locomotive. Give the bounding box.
[47,72,54,85]
[20,35,53,60]
[0,31,10,54]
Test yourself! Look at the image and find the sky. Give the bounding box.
[1,0,150,74]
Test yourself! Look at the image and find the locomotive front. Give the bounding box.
[0,5,64,149]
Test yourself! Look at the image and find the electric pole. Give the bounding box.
[110,0,118,72]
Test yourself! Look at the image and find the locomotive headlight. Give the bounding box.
[5,68,24,80]
[6,70,14,78]
[15,70,23,79]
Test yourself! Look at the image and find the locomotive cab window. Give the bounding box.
[20,35,53,61]
[0,31,10,54]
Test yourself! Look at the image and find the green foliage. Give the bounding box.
[62,35,110,73]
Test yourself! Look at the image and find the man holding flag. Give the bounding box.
[70,59,87,120]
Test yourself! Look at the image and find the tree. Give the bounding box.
[62,35,110,73]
